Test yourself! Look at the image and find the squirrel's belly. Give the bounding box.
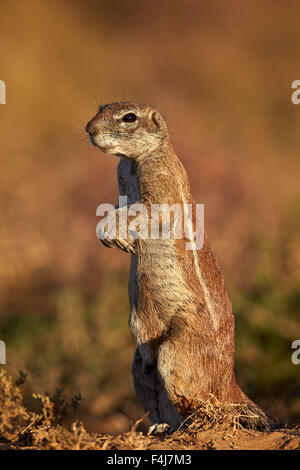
[136,239,195,319]
[133,237,230,336]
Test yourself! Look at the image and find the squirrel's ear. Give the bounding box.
[151,111,165,130]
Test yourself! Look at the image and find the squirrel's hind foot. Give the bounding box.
[148,423,171,436]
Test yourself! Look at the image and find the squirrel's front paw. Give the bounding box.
[96,217,136,254]
[114,238,136,254]
[96,218,114,248]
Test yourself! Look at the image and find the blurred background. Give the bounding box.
[0,0,299,433]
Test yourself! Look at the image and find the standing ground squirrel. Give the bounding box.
[86,102,274,433]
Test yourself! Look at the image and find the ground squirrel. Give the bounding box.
[86,102,274,433]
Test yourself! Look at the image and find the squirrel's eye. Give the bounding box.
[122,113,137,123]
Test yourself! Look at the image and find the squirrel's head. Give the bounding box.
[85,102,169,160]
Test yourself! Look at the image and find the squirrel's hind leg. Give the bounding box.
[132,347,162,425]
[132,347,183,433]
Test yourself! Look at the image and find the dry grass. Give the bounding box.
[182,395,275,433]
[1,370,299,450]
[0,0,299,437]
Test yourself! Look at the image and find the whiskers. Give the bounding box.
[64,135,88,149]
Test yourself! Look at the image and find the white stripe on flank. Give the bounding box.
[180,191,218,330]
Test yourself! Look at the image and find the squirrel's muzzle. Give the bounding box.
[85,120,98,136]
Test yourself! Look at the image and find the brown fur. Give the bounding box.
[86,102,275,432]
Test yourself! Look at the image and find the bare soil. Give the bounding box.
[0,422,299,451]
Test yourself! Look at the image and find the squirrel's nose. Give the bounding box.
[85,120,98,136]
